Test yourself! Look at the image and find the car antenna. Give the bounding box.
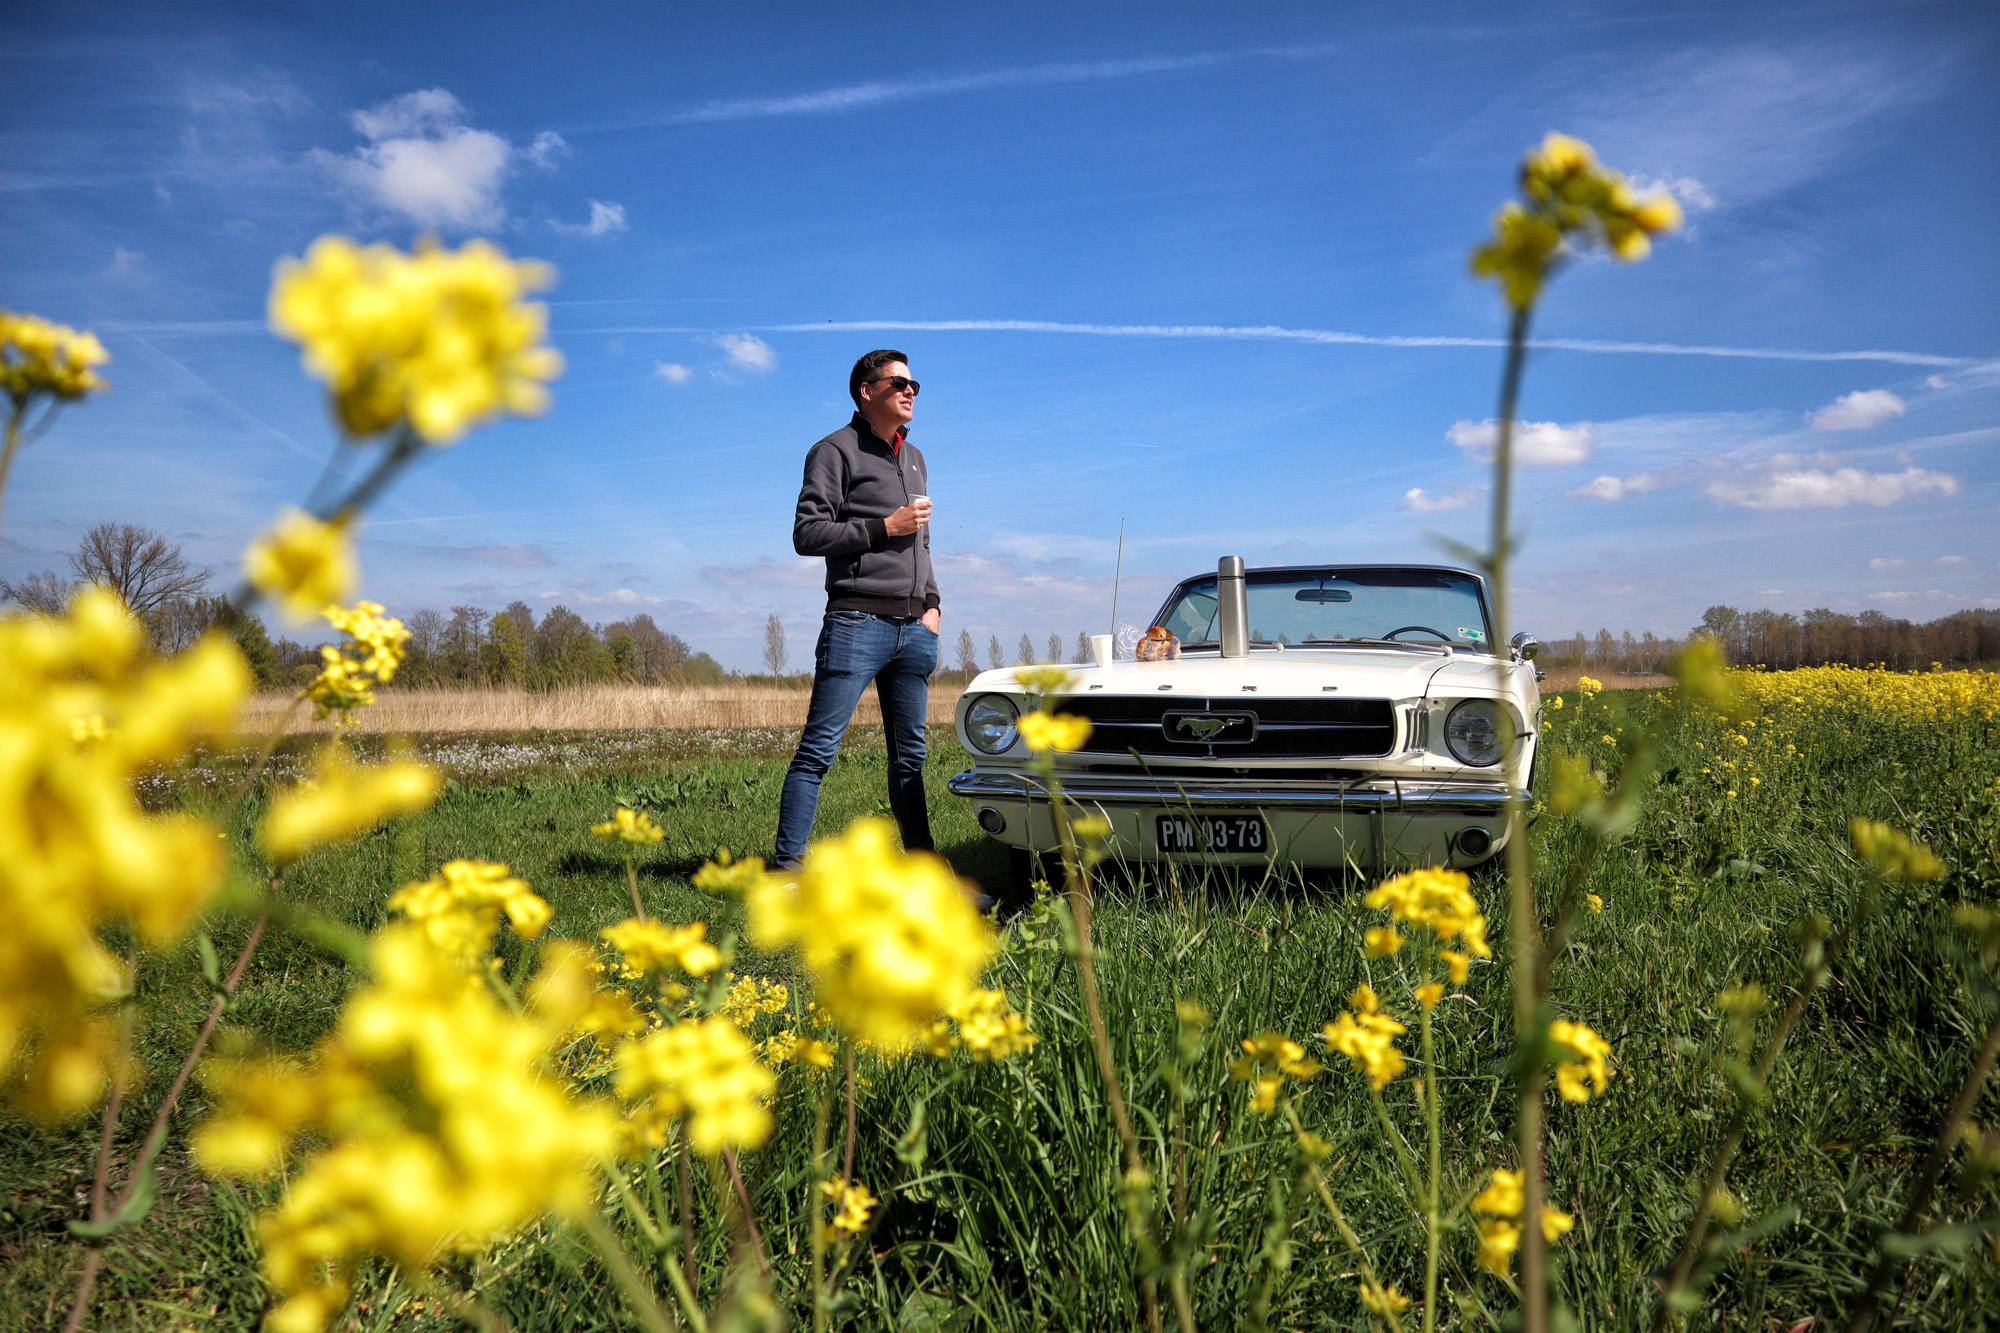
[1108,516,1125,659]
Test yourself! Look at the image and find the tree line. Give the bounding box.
[1541,605,2000,674]
[0,523,726,691]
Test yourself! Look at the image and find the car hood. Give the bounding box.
[967,648,1493,701]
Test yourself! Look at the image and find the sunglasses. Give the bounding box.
[862,375,920,396]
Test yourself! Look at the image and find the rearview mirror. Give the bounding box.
[1295,588,1353,603]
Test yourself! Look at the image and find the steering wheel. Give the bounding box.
[1383,625,1453,642]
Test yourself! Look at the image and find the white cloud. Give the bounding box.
[1399,486,1477,513]
[1705,464,1959,510]
[1809,389,1906,431]
[1628,173,1716,211]
[317,88,560,229]
[700,556,823,589]
[1925,375,1954,390]
[1446,419,1595,467]
[1869,589,1950,602]
[1569,472,1666,501]
[713,333,778,373]
[584,200,625,234]
[654,361,692,384]
[1871,555,1972,570]
[537,588,665,607]
[106,247,145,275]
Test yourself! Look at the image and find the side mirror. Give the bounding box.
[1510,632,1539,663]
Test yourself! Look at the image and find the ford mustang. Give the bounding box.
[947,559,1542,889]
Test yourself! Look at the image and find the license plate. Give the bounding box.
[1156,813,1270,854]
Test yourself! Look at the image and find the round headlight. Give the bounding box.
[1444,699,1505,767]
[965,693,1021,754]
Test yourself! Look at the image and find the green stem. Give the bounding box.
[810,1052,836,1333]
[1421,1007,1442,1333]
[0,400,24,542]
[1285,1105,1406,1333]
[1368,1084,1424,1200]
[627,856,647,921]
[578,1207,683,1333]
[608,1166,710,1333]
[1842,1011,2000,1332]
[1490,299,1549,1333]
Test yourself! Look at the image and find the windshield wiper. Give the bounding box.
[1301,637,1448,652]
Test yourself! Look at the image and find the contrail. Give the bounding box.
[581,45,1339,131]
[758,319,1975,368]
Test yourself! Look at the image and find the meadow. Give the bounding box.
[7,667,1999,1331]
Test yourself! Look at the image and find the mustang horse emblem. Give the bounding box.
[1175,714,1242,741]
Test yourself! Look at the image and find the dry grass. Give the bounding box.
[236,681,970,735]
[1534,667,1670,693]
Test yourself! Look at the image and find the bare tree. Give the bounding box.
[763,614,788,676]
[0,568,74,614]
[987,634,1003,670]
[1074,630,1090,663]
[1047,632,1061,662]
[956,629,978,675]
[1016,633,1034,665]
[69,523,210,616]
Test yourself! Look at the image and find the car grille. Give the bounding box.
[1051,695,1396,760]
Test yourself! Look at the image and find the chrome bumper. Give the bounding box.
[946,770,1525,815]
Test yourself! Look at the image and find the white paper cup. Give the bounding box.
[1091,633,1114,667]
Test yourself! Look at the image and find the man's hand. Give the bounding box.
[884,498,932,537]
[921,608,940,635]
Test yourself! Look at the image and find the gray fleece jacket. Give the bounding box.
[791,413,940,618]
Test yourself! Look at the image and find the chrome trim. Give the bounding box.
[946,769,1524,814]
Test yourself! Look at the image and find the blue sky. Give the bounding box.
[3,1,1996,668]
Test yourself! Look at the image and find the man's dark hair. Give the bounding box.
[849,349,908,407]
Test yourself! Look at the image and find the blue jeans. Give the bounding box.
[774,609,938,867]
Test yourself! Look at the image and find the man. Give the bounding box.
[774,349,939,868]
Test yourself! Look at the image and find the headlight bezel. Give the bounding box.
[1443,698,1507,767]
[964,692,1022,755]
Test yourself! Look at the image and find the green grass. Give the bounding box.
[7,691,2000,1331]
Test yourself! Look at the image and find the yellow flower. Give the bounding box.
[1548,695,1564,711]
[820,1176,878,1240]
[1470,201,1563,307]
[741,818,994,1049]
[1363,924,1403,957]
[243,509,357,623]
[1018,709,1093,754]
[386,861,551,964]
[194,924,617,1333]
[613,1015,775,1155]
[945,988,1038,1061]
[1323,986,1407,1090]
[1477,1217,1522,1274]
[1414,981,1445,1011]
[1547,1019,1614,1102]
[1586,893,1604,914]
[717,973,790,1024]
[269,236,562,444]
[1013,663,1077,695]
[0,587,249,1117]
[593,806,665,846]
[260,742,441,866]
[691,846,777,898]
[600,918,722,978]
[0,310,109,403]
[303,601,410,724]
[1439,950,1472,984]
[1359,1282,1411,1316]
[1577,676,1604,695]
[1364,866,1492,957]
[1850,818,1945,882]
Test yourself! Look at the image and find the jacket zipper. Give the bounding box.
[896,448,919,609]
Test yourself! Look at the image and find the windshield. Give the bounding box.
[1153,569,1492,650]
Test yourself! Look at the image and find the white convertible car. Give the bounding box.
[947,559,1542,886]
